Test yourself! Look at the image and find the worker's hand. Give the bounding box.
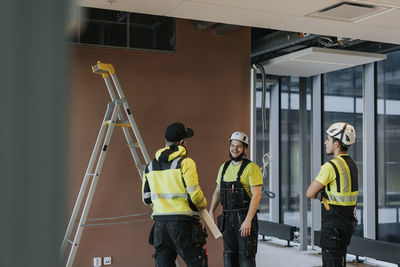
[239,218,252,237]
[316,190,327,201]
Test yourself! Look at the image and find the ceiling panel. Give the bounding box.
[350,0,400,8]
[78,0,400,45]
[185,0,340,16]
[168,1,298,28]
[78,0,187,16]
[262,47,386,76]
[365,29,400,44]
[275,16,388,39]
[355,8,400,29]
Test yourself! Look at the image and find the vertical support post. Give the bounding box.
[0,1,68,266]
[270,79,280,223]
[299,77,308,250]
[311,75,322,246]
[363,63,376,239]
[250,67,257,161]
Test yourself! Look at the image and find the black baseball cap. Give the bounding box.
[165,122,194,142]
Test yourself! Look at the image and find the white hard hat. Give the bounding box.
[229,131,249,145]
[326,122,356,146]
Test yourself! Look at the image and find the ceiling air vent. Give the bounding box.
[307,1,391,22]
[260,47,386,77]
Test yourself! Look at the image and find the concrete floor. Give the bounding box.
[256,237,398,267]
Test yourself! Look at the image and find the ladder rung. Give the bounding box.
[115,98,127,104]
[86,173,96,176]
[82,217,151,227]
[65,239,74,245]
[128,142,140,148]
[103,120,131,127]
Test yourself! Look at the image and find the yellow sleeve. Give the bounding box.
[248,162,263,186]
[181,158,207,209]
[216,164,224,185]
[315,162,335,186]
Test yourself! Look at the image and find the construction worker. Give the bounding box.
[306,122,358,267]
[142,122,208,267]
[209,131,263,267]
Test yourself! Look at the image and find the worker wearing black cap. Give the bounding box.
[142,122,208,267]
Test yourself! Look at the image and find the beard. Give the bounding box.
[230,151,246,162]
[326,147,333,155]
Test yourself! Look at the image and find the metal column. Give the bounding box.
[299,77,308,250]
[250,67,257,161]
[270,80,280,222]
[363,63,376,239]
[0,1,68,266]
[311,75,323,246]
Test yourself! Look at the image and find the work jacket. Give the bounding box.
[142,145,207,216]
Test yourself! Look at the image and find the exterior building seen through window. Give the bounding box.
[377,50,400,243]
[323,66,364,237]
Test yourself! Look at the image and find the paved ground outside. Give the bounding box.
[255,237,397,267]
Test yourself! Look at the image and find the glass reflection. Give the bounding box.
[377,50,400,243]
[323,66,364,237]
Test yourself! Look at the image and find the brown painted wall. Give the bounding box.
[67,18,250,266]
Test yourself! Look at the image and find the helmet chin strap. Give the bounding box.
[230,152,246,162]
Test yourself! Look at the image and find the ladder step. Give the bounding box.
[86,173,96,176]
[92,61,115,75]
[127,142,140,148]
[103,120,131,127]
[65,239,74,245]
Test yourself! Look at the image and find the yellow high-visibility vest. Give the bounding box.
[142,145,206,216]
[324,155,359,206]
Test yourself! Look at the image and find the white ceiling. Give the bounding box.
[79,0,400,44]
[261,47,387,76]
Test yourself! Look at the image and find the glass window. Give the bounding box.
[255,79,270,221]
[80,8,128,47]
[70,7,175,52]
[323,66,364,237]
[280,77,311,227]
[377,50,400,243]
[129,13,175,51]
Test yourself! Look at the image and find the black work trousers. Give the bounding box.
[321,226,354,267]
[321,205,357,267]
[151,218,207,267]
[220,211,258,267]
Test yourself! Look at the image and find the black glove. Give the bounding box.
[316,190,327,201]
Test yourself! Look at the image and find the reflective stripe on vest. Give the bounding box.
[325,156,358,206]
[186,184,200,193]
[142,192,151,199]
[151,193,187,200]
[326,192,358,205]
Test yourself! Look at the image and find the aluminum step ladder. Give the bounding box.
[61,61,151,267]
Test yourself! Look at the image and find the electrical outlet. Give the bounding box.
[93,257,102,267]
[104,256,112,265]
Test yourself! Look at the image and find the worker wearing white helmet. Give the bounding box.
[209,131,263,267]
[307,122,359,267]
